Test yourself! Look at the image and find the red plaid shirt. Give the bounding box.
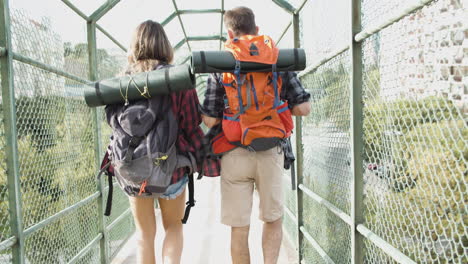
[169,89,220,183]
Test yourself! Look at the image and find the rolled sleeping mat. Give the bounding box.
[191,48,306,73]
[84,64,195,107]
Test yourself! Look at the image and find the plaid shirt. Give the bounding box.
[170,89,220,181]
[200,72,310,118]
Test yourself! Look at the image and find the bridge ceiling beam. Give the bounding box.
[171,0,191,52]
[89,0,121,22]
[272,0,296,13]
[161,12,177,26]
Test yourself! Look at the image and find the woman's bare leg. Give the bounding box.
[129,197,157,264]
[158,188,186,264]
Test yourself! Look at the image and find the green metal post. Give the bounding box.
[171,0,191,52]
[293,13,304,263]
[350,0,364,263]
[87,21,108,264]
[219,0,225,50]
[0,1,25,263]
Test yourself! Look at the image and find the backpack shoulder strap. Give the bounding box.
[181,173,195,224]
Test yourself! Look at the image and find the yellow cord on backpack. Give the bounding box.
[130,74,151,99]
[120,73,151,105]
[119,77,129,105]
[154,155,168,166]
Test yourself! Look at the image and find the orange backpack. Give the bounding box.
[212,35,294,154]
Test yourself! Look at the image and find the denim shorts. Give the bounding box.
[159,175,188,200]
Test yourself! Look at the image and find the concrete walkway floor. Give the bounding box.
[112,177,298,264]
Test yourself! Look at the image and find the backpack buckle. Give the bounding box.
[234,60,241,72]
[154,155,168,166]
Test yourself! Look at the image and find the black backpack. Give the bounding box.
[100,92,196,223]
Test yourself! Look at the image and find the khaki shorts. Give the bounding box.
[220,147,284,227]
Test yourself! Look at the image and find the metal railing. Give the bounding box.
[282,0,467,263]
[0,0,133,263]
[0,0,466,263]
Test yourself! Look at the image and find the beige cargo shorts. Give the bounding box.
[220,146,284,227]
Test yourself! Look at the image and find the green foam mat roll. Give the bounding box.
[85,64,195,107]
[191,49,306,73]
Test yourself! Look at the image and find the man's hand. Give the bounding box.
[291,102,311,116]
[202,114,221,128]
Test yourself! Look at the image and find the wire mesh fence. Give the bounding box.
[0,0,466,263]
[288,0,467,263]
[0,1,134,263]
[298,50,353,263]
[361,1,467,262]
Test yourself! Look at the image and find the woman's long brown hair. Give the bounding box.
[126,20,173,74]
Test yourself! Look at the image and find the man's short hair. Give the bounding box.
[224,7,257,36]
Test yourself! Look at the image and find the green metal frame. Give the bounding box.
[23,192,101,238]
[12,52,89,84]
[96,24,127,52]
[272,0,296,13]
[68,233,103,264]
[292,13,304,264]
[86,20,109,264]
[294,0,309,15]
[0,1,447,263]
[0,46,6,56]
[355,0,435,42]
[0,1,25,263]
[289,0,440,263]
[61,0,89,21]
[179,9,222,15]
[276,19,293,45]
[161,12,177,26]
[219,0,225,50]
[350,1,364,262]
[89,0,121,22]
[171,0,191,52]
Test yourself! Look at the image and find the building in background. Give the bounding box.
[379,0,467,114]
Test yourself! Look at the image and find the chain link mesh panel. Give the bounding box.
[301,52,351,214]
[298,51,352,263]
[10,4,89,81]
[300,0,350,66]
[0,2,135,263]
[108,211,134,261]
[76,247,101,264]
[362,0,467,263]
[361,0,408,29]
[0,62,12,263]
[301,197,352,264]
[13,61,97,229]
[24,201,99,264]
[302,241,328,264]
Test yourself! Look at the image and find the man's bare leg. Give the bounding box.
[262,218,283,264]
[231,225,251,264]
